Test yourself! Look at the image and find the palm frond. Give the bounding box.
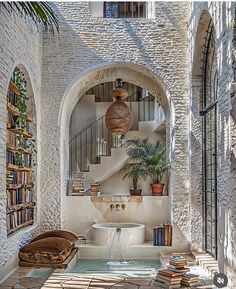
[0,2,59,32]
[125,137,168,183]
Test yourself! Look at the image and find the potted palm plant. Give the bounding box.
[124,138,168,196]
[123,138,149,195]
[144,141,167,196]
[123,163,147,195]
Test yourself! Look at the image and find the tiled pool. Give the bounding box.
[68,259,163,278]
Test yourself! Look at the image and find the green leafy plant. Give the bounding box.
[145,142,167,184]
[123,138,150,189]
[125,137,168,184]
[123,163,148,189]
[13,68,37,167]
[0,2,59,32]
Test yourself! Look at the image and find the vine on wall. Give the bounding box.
[13,67,36,167]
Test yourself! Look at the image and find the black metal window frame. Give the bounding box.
[103,2,147,19]
[201,19,218,259]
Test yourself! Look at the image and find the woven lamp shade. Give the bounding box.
[105,87,133,134]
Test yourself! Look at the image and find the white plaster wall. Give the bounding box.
[100,123,166,195]
[70,95,96,140]
[0,9,42,282]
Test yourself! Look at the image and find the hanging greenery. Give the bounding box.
[0,2,59,32]
[13,67,37,167]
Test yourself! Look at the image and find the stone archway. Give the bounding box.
[59,63,171,189]
[59,61,190,252]
[59,63,173,176]
[59,62,171,213]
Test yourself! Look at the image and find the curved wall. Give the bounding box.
[0,9,42,282]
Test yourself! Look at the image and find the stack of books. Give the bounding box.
[181,274,200,287]
[155,269,182,289]
[169,255,188,269]
[153,223,172,246]
[90,183,100,196]
[6,170,14,184]
[72,173,85,196]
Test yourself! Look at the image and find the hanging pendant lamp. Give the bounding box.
[105,80,133,134]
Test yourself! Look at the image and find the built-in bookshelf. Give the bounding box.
[6,69,36,236]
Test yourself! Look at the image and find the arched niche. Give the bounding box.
[59,62,173,197]
[6,64,37,235]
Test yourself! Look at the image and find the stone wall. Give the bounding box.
[0,9,42,281]
[40,1,191,252]
[3,1,236,284]
[188,2,236,287]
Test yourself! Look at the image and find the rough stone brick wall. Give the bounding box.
[3,1,236,283]
[40,1,191,251]
[188,2,236,287]
[0,9,42,280]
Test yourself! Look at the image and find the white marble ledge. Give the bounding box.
[90,195,168,202]
[91,195,143,202]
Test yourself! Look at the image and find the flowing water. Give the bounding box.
[68,259,163,278]
[108,207,125,260]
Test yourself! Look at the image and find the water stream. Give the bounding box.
[108,206,127,263]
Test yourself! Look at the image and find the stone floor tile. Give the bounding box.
[111,282,138,289]
[63,280,91,285]
[1,277,19,287]
[125,278,152,286]
[139,285,162,289]
[41,283,63,289]
[89,280,120,288]
[17,277,46,289]
[13,285,26,289]
[62,284,89,289]
[10,271,28,279]
[16,267,34,273]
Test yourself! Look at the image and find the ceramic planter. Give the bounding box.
[129,188,142,196]
[150,183,164,196]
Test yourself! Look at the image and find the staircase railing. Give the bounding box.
[69,92,155,177]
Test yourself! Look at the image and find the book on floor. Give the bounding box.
[167,266,190,273]
[181,281,200,287]
[155,281,181,289]
[169,260,187,268]
[156,275,182,284]
[158,269,183,277]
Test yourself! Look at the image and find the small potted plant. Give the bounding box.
[123,163,147,195]
[124,138,168,196]
[145,141,168,196]
[123,138,149,195]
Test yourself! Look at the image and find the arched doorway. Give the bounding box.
[201,19,218,258]
[192,12,218,258]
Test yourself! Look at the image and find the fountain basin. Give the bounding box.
[92,223,145,246]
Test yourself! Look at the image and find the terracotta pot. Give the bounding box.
[129,188,142,196]
[150,183,164,196]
